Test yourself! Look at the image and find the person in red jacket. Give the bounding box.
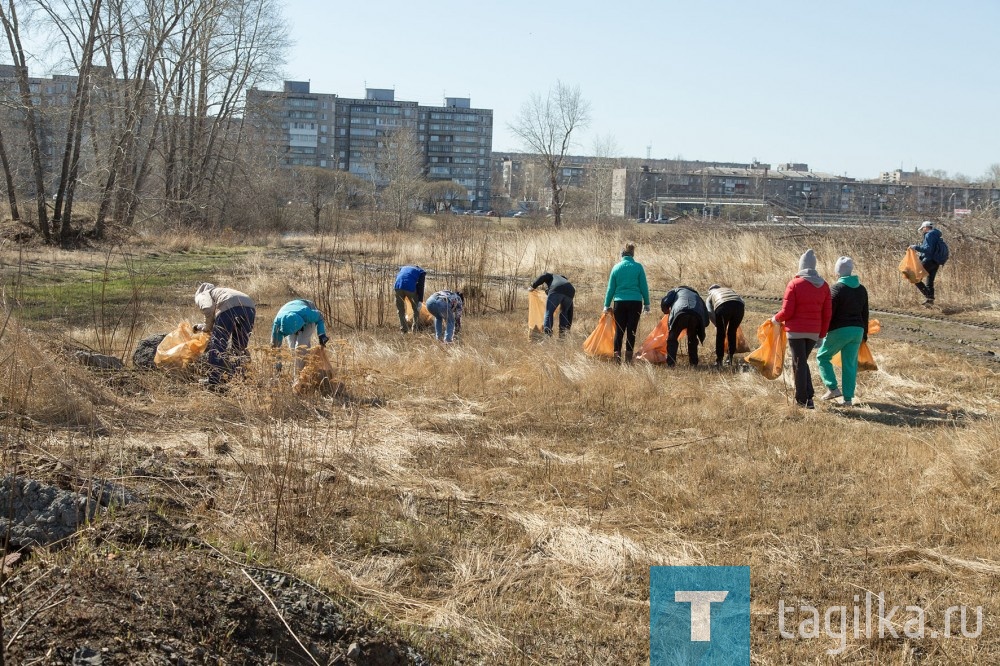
[772,249,832,408]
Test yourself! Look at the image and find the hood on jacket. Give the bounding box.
[796,249,825,288]
[837,275,861,288]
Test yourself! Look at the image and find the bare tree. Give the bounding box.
[0,0,51,240]
[374,125,424,231]
[509,81,590,227]
[294,166,364,233]
[586,132,619,223]
[423,179,467,213]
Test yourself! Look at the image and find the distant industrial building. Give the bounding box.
[613,164,1000,220]
[247,82,494,209]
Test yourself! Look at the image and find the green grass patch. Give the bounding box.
[5,247,252,326]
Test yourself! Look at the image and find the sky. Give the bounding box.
[274,0,1000,180]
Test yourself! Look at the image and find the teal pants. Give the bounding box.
[816,326,865,400]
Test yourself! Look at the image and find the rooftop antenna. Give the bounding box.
[646,144,652,160]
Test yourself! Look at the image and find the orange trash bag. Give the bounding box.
[582,312,616,358]
[723,325,751,354]
[832,319,879,371]
[293,346,339,396]
[528,289,546,333]
[899,248,928,284]
[405,297,435,327]
[745,319,786,380]
[637,315,670,363]
[154,321,210,369]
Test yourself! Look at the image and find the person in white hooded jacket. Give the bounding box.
[194,283,256,385]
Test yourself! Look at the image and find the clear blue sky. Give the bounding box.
[283,1,997,179]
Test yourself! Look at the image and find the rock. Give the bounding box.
[72,647,103,665]
[73,351,125,371]
[346,642,361,659]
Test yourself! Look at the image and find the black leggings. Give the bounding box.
[714,301,745,362]
[788,338,817,405]
[612,301,643,361]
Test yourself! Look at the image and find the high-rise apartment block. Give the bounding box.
[247,82,493,209]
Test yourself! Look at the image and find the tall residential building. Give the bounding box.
[247,82,493,209]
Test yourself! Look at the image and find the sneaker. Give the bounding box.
[806,399,815,409]
[922,298,935,307]
[842,399,853,407]
[821,388,842,401]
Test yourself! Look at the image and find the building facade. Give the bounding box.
[247,82,493,209]
[612,164,1000,220]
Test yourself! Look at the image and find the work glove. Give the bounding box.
[771,316,780,325]
[193,323,206,333]
[528,287,535,292]
[642,305,650,315]
[604,306,613,313]
[318,334,329,347]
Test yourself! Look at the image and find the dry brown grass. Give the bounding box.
[2,216,998,663]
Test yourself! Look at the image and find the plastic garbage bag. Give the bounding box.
[528,289,546,333]
[899,248,928,284]
[723,325,751,354]
[637,315,670,363]
[832,319,880,371]
[293,346,338,395]
[745,319,786,380]
[582,312,616,358]
[154,321,209,369]
[404,297,435,327]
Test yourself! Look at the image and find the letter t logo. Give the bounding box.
[674,591,729,641]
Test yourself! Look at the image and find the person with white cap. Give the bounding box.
[772,249,832,409]
[911,221,948,306]
[193,283,257,386]
[815,257,869,407]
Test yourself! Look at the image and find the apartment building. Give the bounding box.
[247,82,494,209]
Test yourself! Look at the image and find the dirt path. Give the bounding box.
[743,295,1000,365]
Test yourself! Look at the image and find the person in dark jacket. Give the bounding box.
[194,283,256,386]
[706,285,745,367]
[529,273,575,337]
[773,249,832,408]
[815,257,868,407]
[394,265,427,333]
[660,286,709,367]
[911,221,945,306]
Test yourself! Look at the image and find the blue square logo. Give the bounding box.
[650,566,750,665]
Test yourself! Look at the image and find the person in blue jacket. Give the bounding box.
[271,299,329,378]
[911,221,947,306]
[603,242,650,364]
[394,265,427,333]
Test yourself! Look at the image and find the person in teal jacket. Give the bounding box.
[603,242,650,364]
[271,299,329,379]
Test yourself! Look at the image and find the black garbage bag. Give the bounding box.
[132,333,168,369]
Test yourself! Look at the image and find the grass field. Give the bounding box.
[1,215,998,664]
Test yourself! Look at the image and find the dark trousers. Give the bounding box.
[916,260,940,300]
[395,288,420,332]
[667,311,701,366]
[714,301,745,363]
[545,292,574,335]
[788,338,817,405]
[207,305,255,384]
[612,300,643,362]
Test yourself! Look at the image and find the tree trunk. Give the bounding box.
[550,175,562,228]
[0,5,50,241]
[0,125,21,224]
